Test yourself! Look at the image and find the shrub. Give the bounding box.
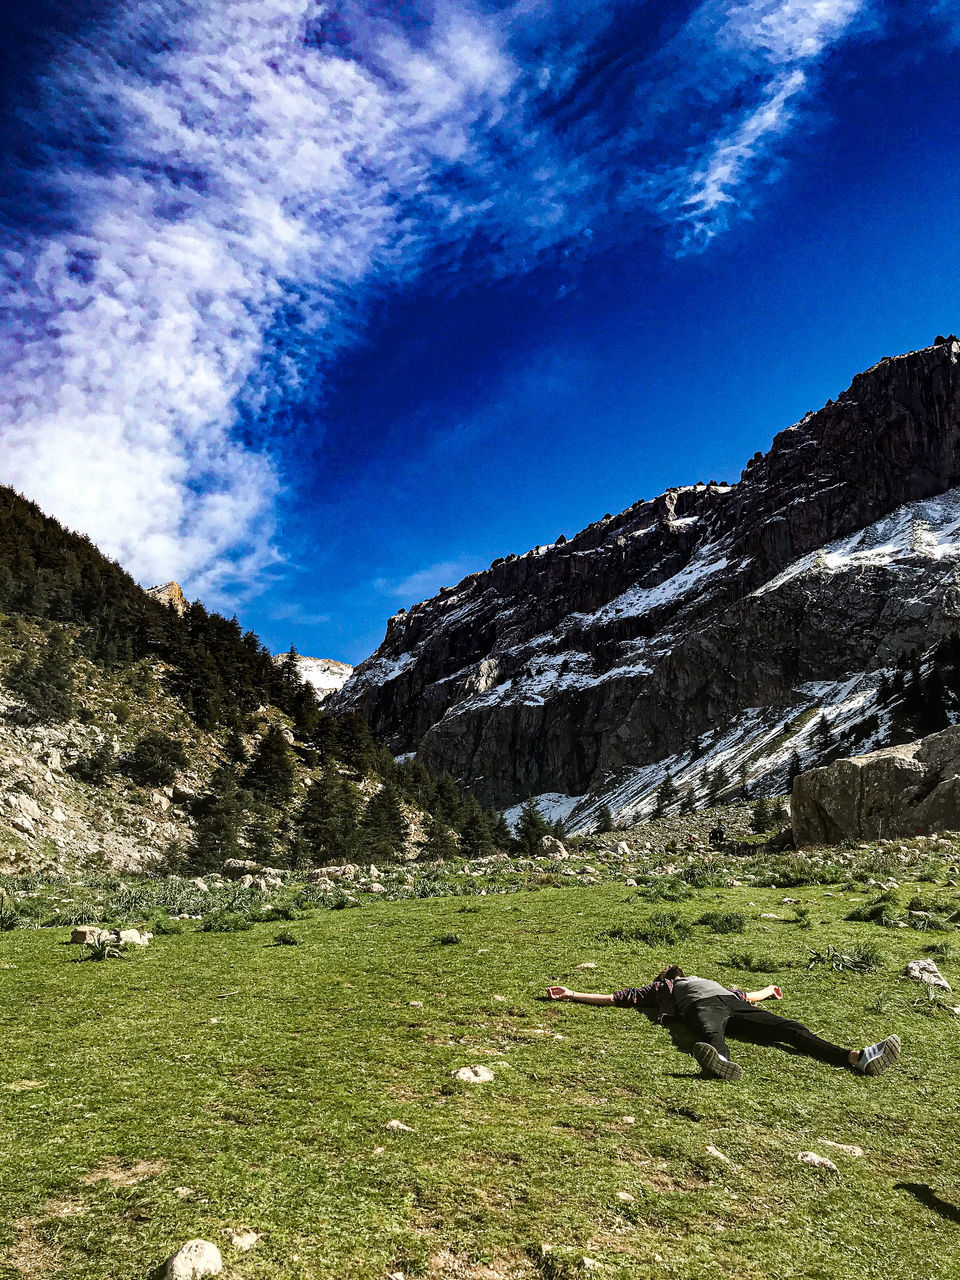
[69,743,117,785]
[201,910,253,933]
[438,932,462,945]
[603,912,692,947]
[847,892,903,928]
[0,898,21,931]
[696,910,746,934]
[273,930,300,946]
[148,912,186,936]
[126,731,188,787]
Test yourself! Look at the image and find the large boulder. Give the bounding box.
[792,726,960,844]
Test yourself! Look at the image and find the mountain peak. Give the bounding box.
[145,581,188,616]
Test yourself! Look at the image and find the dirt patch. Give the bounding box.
[44,1198,88,1219]
[3,1218,62,1277]
[81,1156,167,1187]
[3,1080,47,1093]
[428,1249,535,1279]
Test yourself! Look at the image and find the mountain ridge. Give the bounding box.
[332,336,960,826]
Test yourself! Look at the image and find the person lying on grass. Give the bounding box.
[546,965,901,1082]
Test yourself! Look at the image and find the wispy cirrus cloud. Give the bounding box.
[0,0,877,603]
[374,557,486,603]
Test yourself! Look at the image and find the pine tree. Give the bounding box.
[515,798,552,855]
[460,807,495,860]
[771,796,788,825]
[192,766,248,869]
[422,814,459,861]
[654,773,678,816]
[8,629,75,722]
[432,773,463,828]
[707,763,729,806]
[361,782,407,859]
[335,712,377,774]
[679,786,695,814]
[489,810,513,850]
[595,803,614,834]
[243,726,296,806]
[787,751,803,786]
[126,730,188,787]
[750,796,771,833]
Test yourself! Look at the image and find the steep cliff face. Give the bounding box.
[333,338,960,825]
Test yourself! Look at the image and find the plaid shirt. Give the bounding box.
[613,967,746,1022]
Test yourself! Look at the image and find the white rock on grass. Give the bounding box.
[452,1065,495,1084]
[705,1146,730,1163]
[797,1152,839,1173]
[821,1141,864,1158]
[385,1119,413,1132]
[904,959,951,991]
[159,1239,222,1279]
[115,929,152,947]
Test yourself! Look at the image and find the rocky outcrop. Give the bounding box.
[146,581,188,615]
[792,726,960,844]
[334,338,960,821]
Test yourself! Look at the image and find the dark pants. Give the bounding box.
[685,995,851,1068]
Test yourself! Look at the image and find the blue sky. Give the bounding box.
[2,2,960,663]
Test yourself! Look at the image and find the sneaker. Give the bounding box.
[693,1041,743,1082]
[856,1034,901,1077]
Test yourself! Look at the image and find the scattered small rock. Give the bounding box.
[705,1145,730,1163]
[452,1065,495,1084]
[821,1141,864,1158]
[224,1227,260,1252]
[797,1151,839,1173]
[385,1119,413,1132]
[616,1191,635,1203]
[575,962,597,970]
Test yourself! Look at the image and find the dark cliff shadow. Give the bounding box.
[895,1182,960,1224]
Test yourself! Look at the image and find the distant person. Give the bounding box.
[708,822,726,848]
[546,965,901,1082]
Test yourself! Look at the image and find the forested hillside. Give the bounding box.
[0,487,515,874]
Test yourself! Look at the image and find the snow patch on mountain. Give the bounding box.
[753,487,960,599]
[277,654,353,701]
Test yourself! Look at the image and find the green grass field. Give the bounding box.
[1,881,958,1280]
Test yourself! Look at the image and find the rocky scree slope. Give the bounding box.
[334,337,960,828]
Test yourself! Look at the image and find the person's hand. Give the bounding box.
[546,986,572,1000]
[772,986,782,999]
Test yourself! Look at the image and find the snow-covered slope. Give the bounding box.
[334,337,960,828]
[276,654,353,701]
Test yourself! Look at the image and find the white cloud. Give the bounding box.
[374,558,485,602]
[0,0,876,604]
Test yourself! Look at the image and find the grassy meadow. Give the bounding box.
[1,874,959,1280]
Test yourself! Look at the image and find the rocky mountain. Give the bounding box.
[275,653,353,702]
[333,336,960,830]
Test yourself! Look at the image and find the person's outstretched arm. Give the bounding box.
[546,986,615,1006]
[744,985,782,1003]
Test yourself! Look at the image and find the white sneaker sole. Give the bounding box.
[860,1034,902,1077]
[693,1041,743,1081]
